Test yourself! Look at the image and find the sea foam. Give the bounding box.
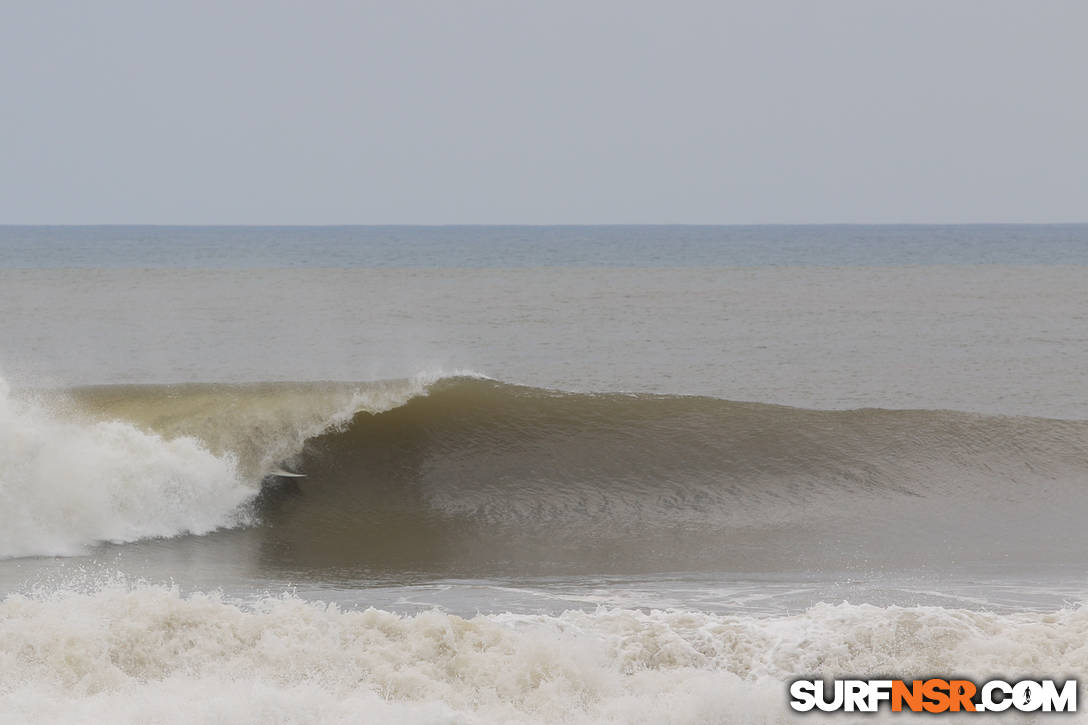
[0,376,253,558]
[1,582,1085,724]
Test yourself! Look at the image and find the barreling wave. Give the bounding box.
[0,371,479,559]
[5,374,1088,571]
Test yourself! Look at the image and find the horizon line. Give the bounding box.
[2,221,1088,228]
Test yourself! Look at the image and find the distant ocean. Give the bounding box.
[2,225,1087,723]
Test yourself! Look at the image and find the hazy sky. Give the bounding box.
[2,1,1085,224]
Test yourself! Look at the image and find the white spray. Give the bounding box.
[0,375,254,558]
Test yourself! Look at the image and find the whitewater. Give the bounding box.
[6,373,1088,572]
[0,371,485,559]
[3,369,1088,721]
[4,582,1087,724]
[0,375,250,558]
[3,225,1088,723]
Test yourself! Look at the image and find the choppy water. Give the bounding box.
[1,225,1087,723]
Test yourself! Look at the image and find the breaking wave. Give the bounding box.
[4,374,1088,571]
[0,377,252,558]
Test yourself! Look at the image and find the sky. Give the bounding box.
[1,1,1085,225]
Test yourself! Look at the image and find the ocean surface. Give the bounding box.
[1,225,1087,723]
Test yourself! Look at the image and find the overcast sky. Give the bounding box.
[1,1,1085,224]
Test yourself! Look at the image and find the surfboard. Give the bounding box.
[269,469,306,478]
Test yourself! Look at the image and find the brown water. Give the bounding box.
[3,238,1088,723]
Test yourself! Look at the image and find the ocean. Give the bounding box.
[1,225,1087,723]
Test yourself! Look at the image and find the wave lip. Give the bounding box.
[249,377,1088,574]
[0,371,489,559]
[9,373,1088,572]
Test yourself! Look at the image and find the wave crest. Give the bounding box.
[9,374,1088,571]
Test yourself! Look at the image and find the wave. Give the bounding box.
[0,377,252,558]
[6,374,1088,570]
[2,582,1086,724]
[0,372,486,559]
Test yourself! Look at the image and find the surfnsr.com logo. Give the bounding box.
[789,679,1077,713]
